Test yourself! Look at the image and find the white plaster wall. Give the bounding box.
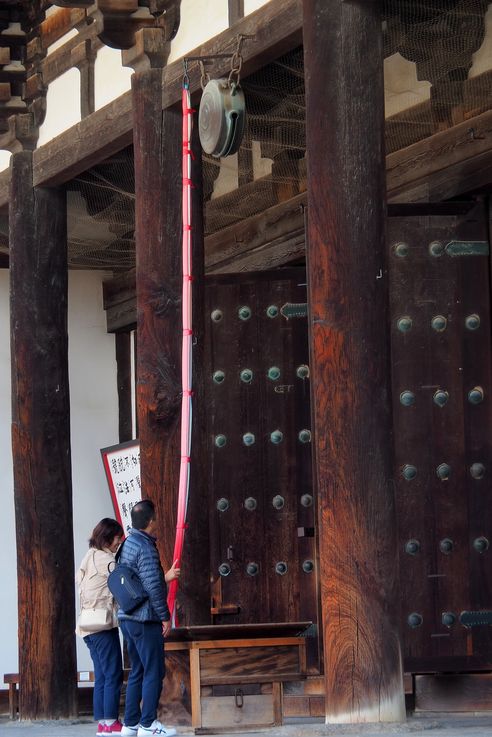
[384,52,431,119]
[470,5,492,77]
[38,67,81,147]
[244,0,269,13]
[69,271,120,672]
[94,46,132,111]
[168,0,228,62]
[0,270,120,678]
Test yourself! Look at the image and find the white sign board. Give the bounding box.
[101,440,141,533]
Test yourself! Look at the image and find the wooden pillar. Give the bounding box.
[115,332,133,443]
[303,0,405,723]
[133,70,209,623]
[9,150,77,719]
[228,0,244,25]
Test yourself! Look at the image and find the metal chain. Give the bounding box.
[228,34,246,88]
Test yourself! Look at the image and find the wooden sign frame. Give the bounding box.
[100,439,141,532]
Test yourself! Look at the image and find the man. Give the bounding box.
[119,499,177,737]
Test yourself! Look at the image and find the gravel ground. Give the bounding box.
[2,715,492,737]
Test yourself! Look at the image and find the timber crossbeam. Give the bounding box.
[0,0,491,214]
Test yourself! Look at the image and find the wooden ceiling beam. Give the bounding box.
[31,0,302,187]
[386,106,492,203]
[38,7,88,51]
[1,101,492,218]
[1,0,492,214]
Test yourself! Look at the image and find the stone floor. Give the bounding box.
[2,715,492,737]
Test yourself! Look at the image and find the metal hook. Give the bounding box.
[182,58,190,89]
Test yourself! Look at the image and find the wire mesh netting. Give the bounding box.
[2,1,492,270]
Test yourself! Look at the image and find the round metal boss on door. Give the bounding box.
[216,497,229,512]
[199,78,246,158]
[405,539,420,555]
[272,495,285,510]
[275,561,288,576]
[211,309,223,322]
[300,493,313,507]
[442,612,456,627]
[470,462,486,479]
[270,430,283,444]
[431,315,447,332]
[302,559,314,573]
[393,242,409,258]
[218,562,231,576]
[397,316,412,333]
[214,434,227,448]
[244,496,257,511]
[433,389,449,407]
[468,386,484,404]
[402,464,417,481]
[246,562,259,576]
[213,370,225,384]
[243,432,255,446]
[298,429,312,443]
[240,368,253,384]
[296,364,310,379]
[407,612,423,628]
[238,305,252,321]
[400,390,416,407]
[429,240,444,257]
[440,538,454,554]
[474,536,489,553]
[436,463,451,481]
[465,314,481,331]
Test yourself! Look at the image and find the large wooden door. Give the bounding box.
[388,202,492,672]
[204,270,319,667]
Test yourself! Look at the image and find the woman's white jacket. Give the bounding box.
[76,547,118,636]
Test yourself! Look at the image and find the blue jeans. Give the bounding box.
[119,620,165,728]
[84,628,123,721]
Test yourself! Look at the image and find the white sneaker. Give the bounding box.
[121,726,139,737]
[137,721,176,737]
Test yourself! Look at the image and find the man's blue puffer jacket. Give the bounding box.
[116,528,170,623]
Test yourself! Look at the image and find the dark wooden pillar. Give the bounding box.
[133,70,209,623]
[10,150,77,719]
[115,331,133,442]
[303,0,405,723]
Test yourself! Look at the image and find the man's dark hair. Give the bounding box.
[89,518,123,550]
[131,499,156,530]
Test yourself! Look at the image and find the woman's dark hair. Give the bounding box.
[131,499,155,531]
[89,518,124,550]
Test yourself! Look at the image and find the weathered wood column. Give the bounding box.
[10,150,77,719]
[303,0,405,723]
[133,70,209,624]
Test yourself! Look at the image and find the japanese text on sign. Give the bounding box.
[101,440,141,533]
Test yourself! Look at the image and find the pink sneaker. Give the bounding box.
[103,721,123,734]
[96,725,106,737]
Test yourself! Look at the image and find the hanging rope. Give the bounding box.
[167,69,194,625]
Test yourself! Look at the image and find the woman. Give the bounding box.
[77,517,181,737]
[77,518,125,736]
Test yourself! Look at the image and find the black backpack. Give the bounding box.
[107,542,148,614]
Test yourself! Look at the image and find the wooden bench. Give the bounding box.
[4,671,97,720]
